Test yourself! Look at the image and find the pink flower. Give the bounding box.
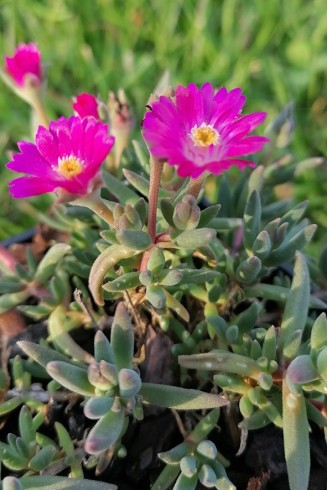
[142,83,269,178]
[7,116,115,198]
[5,43,42,88]
[73,93,100,119]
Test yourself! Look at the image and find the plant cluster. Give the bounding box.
[0,44,325,490]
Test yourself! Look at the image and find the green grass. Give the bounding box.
[0,0,326,243]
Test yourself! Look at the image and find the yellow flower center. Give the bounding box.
[190,123,220,147]
[57,155,83,178]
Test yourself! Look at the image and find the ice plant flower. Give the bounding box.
[6,116,115,198]
[4,43,42,88]
[142,82,269,178]
[73,92,100,119]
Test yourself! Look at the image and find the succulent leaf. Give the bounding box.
[282,380,310,490]
[46,362,94,396]
[140,383,228,410]
[84,408,125,455]
[111,302,134,371]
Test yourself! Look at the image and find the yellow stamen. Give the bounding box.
[190,123,220,147]
[57,155,83,178]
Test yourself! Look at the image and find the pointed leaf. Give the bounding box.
[34,244,71,285]
[16,476,117,489]
[179,352,261,378]
[89,245,137,305]
[84,409,125,455]
[140,383,228,410]
[111,303,134,370]
[282,381,310,490]
[46,362,94,396]
[243,190,261,251]
[279,252,310,352]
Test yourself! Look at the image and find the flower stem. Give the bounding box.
[187,172,209,200]
[73,194,114,226]
[30,94,49,128]
[148,156,164,243]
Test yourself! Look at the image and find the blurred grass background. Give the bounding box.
[0,0,326,249]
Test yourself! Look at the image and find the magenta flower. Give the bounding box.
[142,83,269,178]
[7,116,115,198]
[73,93,100,119]
[5,43,42,88]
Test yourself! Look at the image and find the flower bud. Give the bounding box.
[107,89,135,168]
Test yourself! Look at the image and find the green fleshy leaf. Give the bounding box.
[252,230,271,260]
[34,244,71,285]
[46,362,94,396]
[0,397,23,416]
[233,302,260,335]
[84,396,114,420]
[103,271,141,292]
[2,477,23,490]
[264,225,316,266]
[118,368,142,397]
[84,408,125,455]
[238,410,271,430]
[19,406,36,448]
[180,455,197,477]
[117,229,151,250]
[123,168,170,200]
[94,331,114,364]
[236,256,262,284]
[198,204,221,227]
[48,306,93,364]
[160,199,176,228]
[146,284,166,309]
[159,442,190,464]
[305,399,327,427]
[158,269,183,287]
[262,326,277,360]
[173,228,216,249]
[279,252,310,352]
[0,291,29,315]
[28,445,57,472]
[286,355,319,386]
[279,201,308,228]
[146,247,166,273]
[179,269,221,285]
[173,473,197,490]
[151,464,181,490]
[243,190,261,252]
[210,218,242,231]
[89,245,137,306]
[179,351,261,378]
[164,290,190,322]
[282,381,310,490]
[17,341,80,370]
[316,347,327,382]
[310,313,327,351]
[14,476,117,489]
[140,383,228,410]
[282,329,303,360]
[243,283,326,309]
[55,422,74,455]
[111,303,134,370]
[102,169,139,204]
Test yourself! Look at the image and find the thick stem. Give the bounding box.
[187,172,209,200]
[73,194,114,226]
[148,156,164,243]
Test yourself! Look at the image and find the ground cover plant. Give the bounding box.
[0,3,326,490]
